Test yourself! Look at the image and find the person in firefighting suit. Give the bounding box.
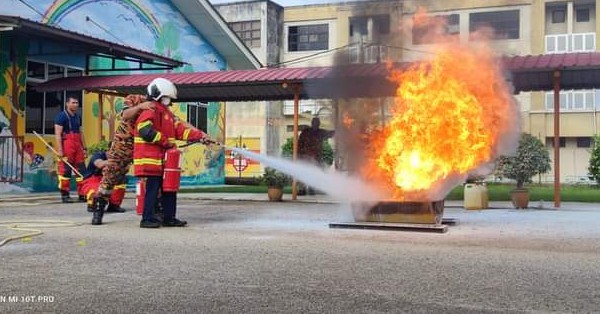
[297,117,335,195]
[54,96,86,203]
[80,145,128,225]
[134,78,209,228]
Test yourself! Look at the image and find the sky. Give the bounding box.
[209,0,348,6]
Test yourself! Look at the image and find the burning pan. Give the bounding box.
[352,200,445,225]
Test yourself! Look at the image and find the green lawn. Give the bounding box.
[447,183,600,202]
[181,183,600,202]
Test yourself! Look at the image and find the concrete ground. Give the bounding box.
[1,194,599,313]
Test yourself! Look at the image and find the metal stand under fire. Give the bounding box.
[329,200,458,233]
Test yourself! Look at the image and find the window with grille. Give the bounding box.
[25,60,84,135]
[576,8,590,22]
[577,137,592,148]
[283,100,324,116]
[229,20,261,48]
[412,14,459,45]
[546,33,595,53]
[349,14,390,38]
[552,9,566,23]
[187,103,208,131]
[288,24,329,52]
[545,90,596,111]
[469,10,520,40]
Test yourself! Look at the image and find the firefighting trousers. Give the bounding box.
[142,176,176,222]
[81,175,126,207]
[57,133,85,195]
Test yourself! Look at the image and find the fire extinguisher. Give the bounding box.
[163,148,182,192]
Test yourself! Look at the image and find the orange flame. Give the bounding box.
[362,11,518,201]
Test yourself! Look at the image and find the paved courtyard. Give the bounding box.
[1,197,599,313]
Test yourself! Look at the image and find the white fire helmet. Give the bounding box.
[147,77,178,101]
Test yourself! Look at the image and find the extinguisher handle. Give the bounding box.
[180,138,221,148]
[203,139,222,146]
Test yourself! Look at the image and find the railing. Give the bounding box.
[348,44,390,64]
[0,135,24,183]
[545,32,596,54]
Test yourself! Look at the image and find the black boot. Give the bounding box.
[61,191,73,203]
[91,199,107,225]
[106,204,126,213]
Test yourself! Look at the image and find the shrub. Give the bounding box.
[281,137,334,166]
[87,140,110,155]
[588,134,600,185]
[259,167,290,188]
[496,133,551,188]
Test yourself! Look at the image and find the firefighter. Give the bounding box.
[297,117,335,195]
[54,96,86,203]
[80,144,128,225]
[134,78,209,228]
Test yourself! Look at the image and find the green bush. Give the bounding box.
[588,134,600,185]
[258,167,291,188]
[496,133,551,188]
[281,137,334,166]
[87,140,110,155]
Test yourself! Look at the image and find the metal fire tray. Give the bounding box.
[352,200,445,225]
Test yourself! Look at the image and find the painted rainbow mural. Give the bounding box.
[42,0,162,39]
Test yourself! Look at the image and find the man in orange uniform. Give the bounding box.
[80,146,128,225]
[54,96,86,203]
[134,78,209,228]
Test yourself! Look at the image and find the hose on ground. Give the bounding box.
[0,221,81,248]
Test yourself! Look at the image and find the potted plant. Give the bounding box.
[259,167,290,202]
[496,133,551,209]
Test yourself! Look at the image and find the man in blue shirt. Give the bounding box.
[54,96,86,203]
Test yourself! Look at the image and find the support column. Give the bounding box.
[291,84,301,200]
[98,93,104,142]
[553,70,561,208]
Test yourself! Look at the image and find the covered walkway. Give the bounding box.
[37,52,600,204]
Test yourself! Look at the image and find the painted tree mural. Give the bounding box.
[0,35,27,142]
[101,94,120,140]
[155,22,193,73]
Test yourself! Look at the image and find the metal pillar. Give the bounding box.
[291,84,301,200]
[553,70,561,208]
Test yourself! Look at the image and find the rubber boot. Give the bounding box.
[61,191,73,203]
[91,198,107,225]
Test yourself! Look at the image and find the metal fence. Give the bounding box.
[0,135,24,183]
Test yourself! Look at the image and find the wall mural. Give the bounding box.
[225,137,262,179]
[1,0,228,191]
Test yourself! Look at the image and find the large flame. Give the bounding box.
[362,11,519,201]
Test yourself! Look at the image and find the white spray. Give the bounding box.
[229,147,386,203]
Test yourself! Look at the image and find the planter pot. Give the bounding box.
[510,188,530,209]
[267,186,284,202]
